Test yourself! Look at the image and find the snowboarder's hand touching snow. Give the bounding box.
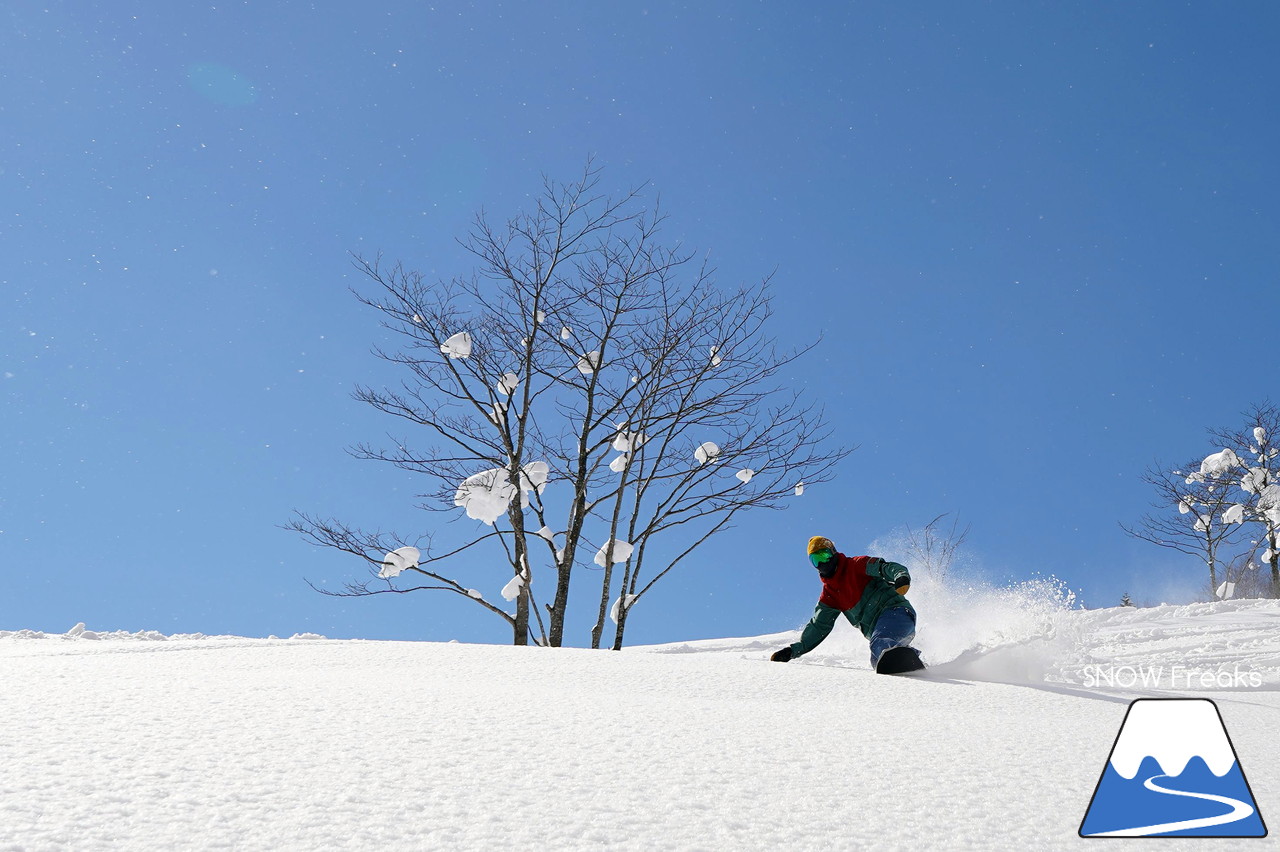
[770,648,793,663]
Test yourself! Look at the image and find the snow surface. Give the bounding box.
[2,598,1279,850]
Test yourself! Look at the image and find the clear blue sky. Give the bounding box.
[4,2,1278,644]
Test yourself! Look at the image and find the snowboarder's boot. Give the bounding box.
[875,646,925,675]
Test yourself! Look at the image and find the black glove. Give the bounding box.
[770,647,793,663]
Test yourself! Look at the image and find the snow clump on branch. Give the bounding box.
[1242,467,1273,494]
[612,428,646,453]
[500,573,525,601]
[1187,448,1242,482]
[454,462,549,526]
[378,546,421,579]
[1261,485,1280,518]
[594,539,634,567]
[610,593,639,623]
[439,332,472,359]
[694,442,720,465]
[496,372,520,395]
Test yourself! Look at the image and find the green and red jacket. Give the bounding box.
[789,553,914,658]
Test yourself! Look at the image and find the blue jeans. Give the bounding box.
[869,606,917,667]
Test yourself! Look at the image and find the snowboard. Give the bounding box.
[875,646,925,675]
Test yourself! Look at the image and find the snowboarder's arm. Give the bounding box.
[867,558,911,594]
[789,602,840,658]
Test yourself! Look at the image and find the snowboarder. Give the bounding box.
[770,536,921,671]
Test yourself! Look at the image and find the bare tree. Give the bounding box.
[1121,458,1244,594]
[900,513,969,584]
[289,163,851,647]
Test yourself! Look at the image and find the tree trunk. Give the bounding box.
[548,564,570,646]
[590,561,614,650]
[1206,525,1218,597]
[548,503,582,648]
[505,472,531,646]
[514,585,529,645]
[1270,532,1280,599]
[611,607,627,651]
[547,451,596,647]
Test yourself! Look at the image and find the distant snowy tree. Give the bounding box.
[1125,403,1280,598]
[1121,456,1244,594]
[1120,592,1134,607]
[289,162,851,647]
[1205,403,1280,597]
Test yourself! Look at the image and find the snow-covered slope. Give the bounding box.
[2,600,1277,850]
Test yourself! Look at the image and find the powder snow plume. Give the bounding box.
[912,574,1084,683]
[868,530,1084,683]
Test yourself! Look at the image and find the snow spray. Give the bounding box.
[867,530,1084,683]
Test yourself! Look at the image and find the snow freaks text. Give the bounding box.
[1080,665,1263,690]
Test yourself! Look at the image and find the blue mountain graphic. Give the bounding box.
[1081,755,1266,837]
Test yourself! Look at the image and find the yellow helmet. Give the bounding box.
[807,536,834,555]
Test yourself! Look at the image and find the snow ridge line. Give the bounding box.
[0,622,328,643]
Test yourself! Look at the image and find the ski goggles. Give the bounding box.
[809,548,834,568]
